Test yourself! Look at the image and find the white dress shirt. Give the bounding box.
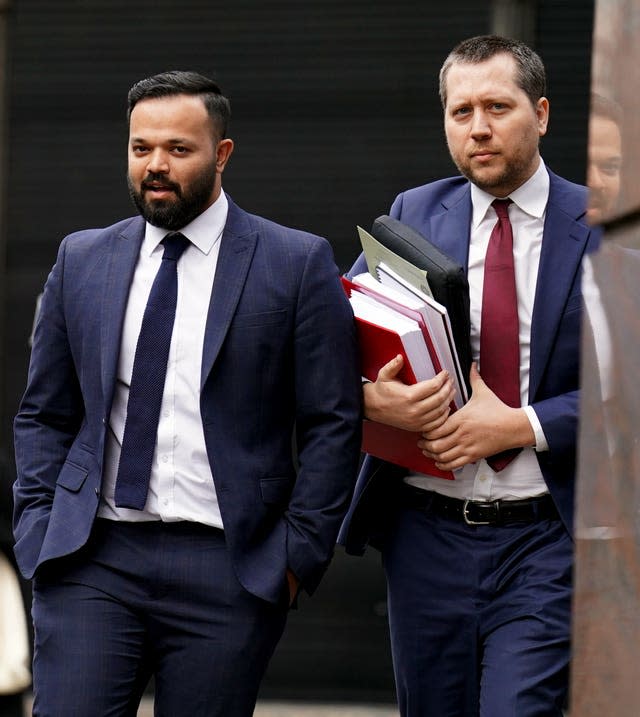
[582,255,613,402]
[98,192,228,527]
[406,160,550,500]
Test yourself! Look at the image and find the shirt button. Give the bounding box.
[161,455,169,463]
[163,410,170,418]
[162,498,169,506]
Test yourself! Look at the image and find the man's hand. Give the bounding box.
[286,568,300,607]
[363,355,456,433]
[419,363,536,470]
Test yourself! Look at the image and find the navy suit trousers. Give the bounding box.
[383,502,572,717]
[31,519,289,717]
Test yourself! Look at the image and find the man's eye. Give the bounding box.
[132,146,148,154]
[172,146,188,154]
[602,161,622,176]
[453,107,471,117]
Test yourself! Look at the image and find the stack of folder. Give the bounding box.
[344,219,472,479]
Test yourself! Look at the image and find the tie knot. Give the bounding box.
[162,232,191,261]
[492,198,512,220]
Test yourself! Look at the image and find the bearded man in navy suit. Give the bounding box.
[13,71,362,716]
[340,36,600,716]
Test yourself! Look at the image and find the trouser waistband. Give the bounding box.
[401,484,559,526]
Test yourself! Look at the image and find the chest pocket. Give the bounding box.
[230,309,288,330]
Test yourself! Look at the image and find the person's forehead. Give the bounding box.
[129,94,213,136]
[590,115,621,143]
[445,55,520,99]
[130,94,208,122]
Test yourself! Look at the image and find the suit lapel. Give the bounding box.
[429,183,472,270]
[428,174,592,401]
[529,173,591,398]
[100,217,145,406]
[200,198,258,387]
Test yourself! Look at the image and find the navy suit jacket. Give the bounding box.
[340,170,600,554]
[13,196,363,603]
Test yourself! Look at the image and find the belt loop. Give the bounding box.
[530,497,544,522]
[494,499,503,526]
[425,490,437,512]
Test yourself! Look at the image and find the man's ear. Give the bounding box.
[536,97,550,137]
[215,138,234,172]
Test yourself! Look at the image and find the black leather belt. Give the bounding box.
[402,484,559,526]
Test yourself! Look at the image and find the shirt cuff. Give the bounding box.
[523,405,549,452]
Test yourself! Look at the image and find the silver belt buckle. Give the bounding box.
[463,499,493,525]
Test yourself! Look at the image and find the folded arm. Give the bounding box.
[363,354,456,433]
[419,364,536,470]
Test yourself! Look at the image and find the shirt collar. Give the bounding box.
[470,158,550,228]
[143,190,229,256]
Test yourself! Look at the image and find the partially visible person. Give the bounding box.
[0,454,30,717]
[586,92,623,225]
[573,87,640,713]
[582,91,624,418]
[579,90,624,531]
[13,70,362,716]
[341,35,600,717]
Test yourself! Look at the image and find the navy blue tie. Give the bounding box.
[114,232,191,510]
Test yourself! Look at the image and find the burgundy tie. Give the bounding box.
[480,199,522,471]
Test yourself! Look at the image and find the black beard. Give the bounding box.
[127,166,217,230]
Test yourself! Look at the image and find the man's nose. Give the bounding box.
[470,111,491,139]
[146,149,170,174]
[587,162,604,191]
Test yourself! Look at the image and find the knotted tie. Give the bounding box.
[480,199,522,471]
[114,232,191,509]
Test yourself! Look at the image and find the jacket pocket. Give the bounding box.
[230,308,287,329]
[56,461,89,493]
[260,476,293,506]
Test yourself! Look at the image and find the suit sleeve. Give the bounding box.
[529,224,602,461]
[284,239,362,594]
[531,392,579,457]
[13,238,84,576]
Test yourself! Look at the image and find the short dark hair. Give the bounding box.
[439,35,546,109]
[590,92,622,126]
[127,70,231,139]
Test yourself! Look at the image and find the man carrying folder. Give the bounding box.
[340,35,600,716]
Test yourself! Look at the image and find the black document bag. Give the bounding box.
[370,214,472,393]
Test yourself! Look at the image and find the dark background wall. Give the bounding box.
[0,0,594,702]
